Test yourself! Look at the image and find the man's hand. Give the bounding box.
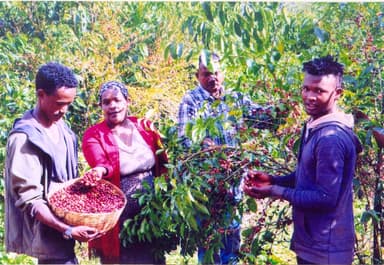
[243,170,272,199]
[243,171,286,199]
[244,170,271,187]
[243,184,273,199]
[71,226,104,242]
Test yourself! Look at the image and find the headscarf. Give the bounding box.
[98,81,129,103]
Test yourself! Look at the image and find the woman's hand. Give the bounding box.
[92,166,107,179]
[79,167,105,187]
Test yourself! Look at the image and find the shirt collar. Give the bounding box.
[197,83,225,100]
[307,111,354,130]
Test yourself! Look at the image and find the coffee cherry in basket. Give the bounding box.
[77,169,100,188]
[49,180,125,214]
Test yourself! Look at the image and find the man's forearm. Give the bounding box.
[31,201,69,233]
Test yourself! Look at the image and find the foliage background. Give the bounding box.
[0,2,383,264]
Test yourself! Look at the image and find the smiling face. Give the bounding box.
[301,73,342,120]
[100,88,129,128]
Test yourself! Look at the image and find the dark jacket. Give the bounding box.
[5,110,78,259]
[273,113,362,264]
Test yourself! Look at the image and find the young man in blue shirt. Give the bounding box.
[244,55,362,265]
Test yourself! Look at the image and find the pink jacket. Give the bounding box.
[82,116,168,262]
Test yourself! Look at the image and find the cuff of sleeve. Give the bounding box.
[270,185,286,198]
[29,200,47,218]
[97,164,112,178]
[102,167,108,176]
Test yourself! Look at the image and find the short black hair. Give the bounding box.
[35,62,78,95]
[302,55,344,77]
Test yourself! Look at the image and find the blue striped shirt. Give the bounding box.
[177,85,272,148]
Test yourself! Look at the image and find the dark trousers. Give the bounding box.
[38,256,78,264]
[98,241,165,264]
[297,256,316,265]
[119,241,165,265]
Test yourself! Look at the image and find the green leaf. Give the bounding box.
[186,213,198,231]
[177,43,184,58]
[267,63,275,73]
[361,65,374,76]
[191,126,206,144]
[199,49,217,73]
[138,43,148,57]
[193,201,210,215]
[241,227,254,238]
[246,197,258,212]
[150,200,162,210]
[164,42,171,60]
[138,194,146,205]
[139,218,148,234]
[314,27,329,43]
[270,50,281,63]
[254,10,263,31]
[242,31,250,48]
[191,189,208,202]
[202,2,213,22]
[360,210,379,224]
[246,59,260,75]
[252,29,263,52]
[185,49,194,62]
[234,21,242,37]
[169,42,177,59]
[203,248,215,264]
[202,27,211,47]
[218,6,226,26]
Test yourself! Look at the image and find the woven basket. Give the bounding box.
[48,178,127,233]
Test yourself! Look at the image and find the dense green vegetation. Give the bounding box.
[0,2,383,264]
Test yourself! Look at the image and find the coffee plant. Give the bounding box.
[120,102,295,264]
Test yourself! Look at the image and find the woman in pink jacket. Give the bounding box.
[82,81,168,264]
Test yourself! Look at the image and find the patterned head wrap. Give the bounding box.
[99,81,129,103]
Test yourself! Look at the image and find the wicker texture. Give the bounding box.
[48,179,127,233]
